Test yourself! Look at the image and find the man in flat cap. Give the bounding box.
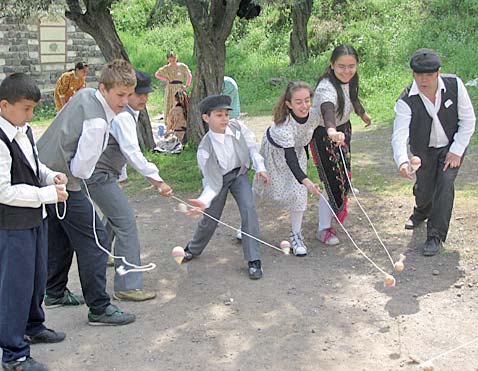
[83,69,172,301]
[180,94,269,280]
[391,48,475,256]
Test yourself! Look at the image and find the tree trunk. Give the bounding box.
[185,0,241,146]
[64,0,155,149]
[289,0,313,65]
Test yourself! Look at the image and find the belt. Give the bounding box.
[169,80,183,84]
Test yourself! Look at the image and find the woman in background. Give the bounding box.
[53,61,88,111]
[165,90,188,145]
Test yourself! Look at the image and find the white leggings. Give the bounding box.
[290,210,304,234]
[318,195,334,231]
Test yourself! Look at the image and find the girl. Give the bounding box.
[165,90,188,145]
[310,45,372,246]
[53,61,88,111]
[254,81,321,257]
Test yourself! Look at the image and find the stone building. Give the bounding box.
[0,14,105,103]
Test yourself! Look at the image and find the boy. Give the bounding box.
[183,95,269,280]
[85,70,172,301]
[37,59,136,325]
[0,73,68,371]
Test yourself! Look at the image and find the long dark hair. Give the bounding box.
[316,44,362,119]
[174,90,188,119]
[273,80,313,124]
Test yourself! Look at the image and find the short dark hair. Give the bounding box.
[75,61,88,70]
[0,73,41,104]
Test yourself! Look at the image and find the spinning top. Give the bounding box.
[178,203,188,213]
[384,274,396,287]
[394,254,406,272]
[172,246,185,264]
[410,156,422,171]
[280,240,291,255]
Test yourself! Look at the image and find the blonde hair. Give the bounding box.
[99,59,136,90]
[273,81,313,124]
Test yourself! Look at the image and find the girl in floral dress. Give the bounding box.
[310,45,372,246]
[254,81,321,257]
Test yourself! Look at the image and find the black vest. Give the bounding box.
[399,75,459,161]
[0,126,43,229]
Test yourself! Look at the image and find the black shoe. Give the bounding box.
[24,328,66,344]
[248,260,263,280]
[183,247,194,262]
[423,237,442,256]
[404,216,424,230]
[88,304,135,326]
[2,356,48,371]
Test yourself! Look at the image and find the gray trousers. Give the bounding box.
[412,146,461,241]
[84,171,143,292]
[187,169,261,262]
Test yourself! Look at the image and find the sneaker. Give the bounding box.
[248,260,263,280]
[182,247,194,262]
[404,216,424,230]
[113,289,156,302]
[235,229,242,241]
[289,231,307,257]
[24,329,66,344]
[88,304,135,326]
[422,236,442,256]
[2,356,48,371]
[316,228,340,246]
[44,289,84,308]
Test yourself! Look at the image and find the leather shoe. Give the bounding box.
[25,328,66,344]
[404,216,423,230]
[183,247,194,262]
[113,289,156,302]
[423,237,442,256]
[248,260,263,280]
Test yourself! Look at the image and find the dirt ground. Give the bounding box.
[29,117,478,371]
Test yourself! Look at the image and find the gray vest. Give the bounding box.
[37,88,107,191]
[94,106,136,177]
[198,119,250,195]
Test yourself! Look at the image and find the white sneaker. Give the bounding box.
[289,231,307,257]
[316,228,340,246]
[235,229,242,241]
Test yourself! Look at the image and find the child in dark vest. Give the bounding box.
[0,73,68,371]
[182,94,269,280]
[37,59,137,325]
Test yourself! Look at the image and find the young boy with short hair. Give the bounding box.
[182,94,269,280]
[0,73,69,371]
[37,59,137,325]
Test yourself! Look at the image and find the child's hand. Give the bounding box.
[54,173,68,185]
[157,181,172,196]
[256,171,270,185]
[302,178,321,196]
[361,112,372,127]
[186,199,206,216]
[398,162,413,180]
[55,185,69,202]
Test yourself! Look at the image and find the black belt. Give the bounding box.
[169,80,183,84]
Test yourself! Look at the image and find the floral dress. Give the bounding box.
[254,111,319,212]
[54,70,86,111]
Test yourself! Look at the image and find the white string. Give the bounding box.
[420,336,478,366]
[338,145,395,267]
[171,195,284,253]
[71,180,157,275]
[55,201,67,220]
[319,192,389,276]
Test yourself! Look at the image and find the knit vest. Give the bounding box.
[0,126,42,229]
[198,119,250,195]
[37,88,107,191]
[399,75,459,161]
[94,106,136,177]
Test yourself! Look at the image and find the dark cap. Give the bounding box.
[134,70,153,94]
[199,94,232,115]
[410,48,441,73]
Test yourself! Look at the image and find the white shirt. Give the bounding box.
[392,76,476,167]
[0,116,58,217]
[197,121,266,208]
[109,107,162,182]
[70,90,116,179]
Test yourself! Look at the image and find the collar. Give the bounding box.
[209,125,234,144]
[127,105,140,121]
[409,75,446,97]
[95,90,116,124]
[0,116,29,142]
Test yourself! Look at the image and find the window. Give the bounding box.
[39,15,66,64]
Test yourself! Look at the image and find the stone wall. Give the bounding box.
[0,15,105,103]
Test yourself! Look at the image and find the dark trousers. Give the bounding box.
[0,220,48,363]
[187,170,261,262]
[46,190,110,314]
[412,146,460,241]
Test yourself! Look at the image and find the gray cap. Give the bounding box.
[410,48,441,73]
[199,94,232,114]
[134,70,153,94]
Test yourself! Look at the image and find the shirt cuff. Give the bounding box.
[38,185,59,205]
[197,187,217,209]
[448,143,465,157]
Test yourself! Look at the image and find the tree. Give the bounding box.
[184,0,242,145]
[289,0,313,65]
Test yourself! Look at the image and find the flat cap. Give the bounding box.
[199,94,232,115]
[134,70,154,94]
[410,48,441,73]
